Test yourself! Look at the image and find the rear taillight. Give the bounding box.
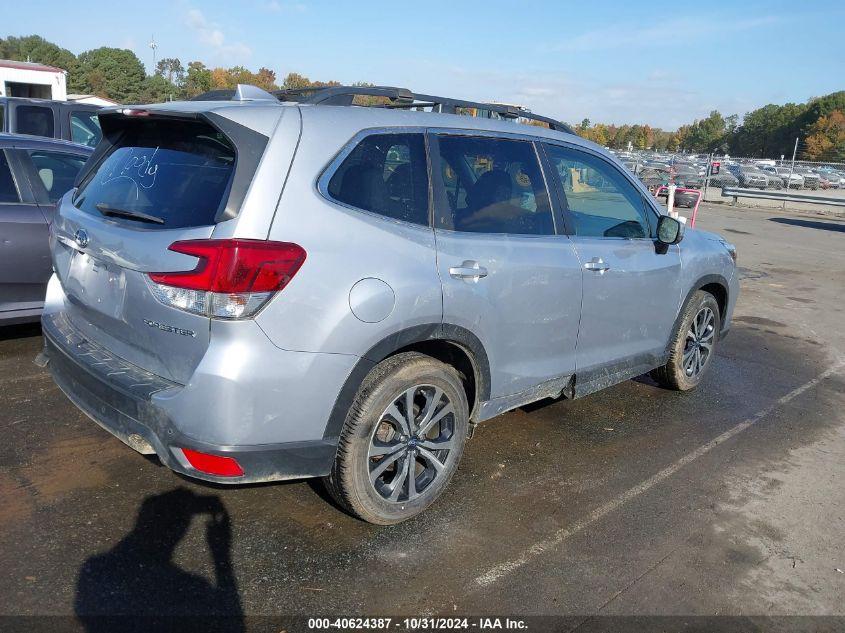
[147,239,306,319]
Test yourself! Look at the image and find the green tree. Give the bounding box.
[183,61,213,97]
[680,111,728,152]
[0,35,78,77]
[141,74,177,103]
[730,103,807,157]
[72,47,146,103]
[155,57,185,87]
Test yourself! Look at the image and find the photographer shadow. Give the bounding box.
[75,487,244,632]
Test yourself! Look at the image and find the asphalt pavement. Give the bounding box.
[1,203,844,629]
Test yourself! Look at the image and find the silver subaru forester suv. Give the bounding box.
[40,85,738,524]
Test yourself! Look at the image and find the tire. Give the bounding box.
[651,290,721,391]
[324,352,469,524]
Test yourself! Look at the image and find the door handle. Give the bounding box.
[449,260,488,280]
[583,257,611,273]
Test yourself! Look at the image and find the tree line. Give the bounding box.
[1,35,842,161]
[0,35,349,103]
[577,93,844,162]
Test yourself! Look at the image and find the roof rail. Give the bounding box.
[191,84,573,134]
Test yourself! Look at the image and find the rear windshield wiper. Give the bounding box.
[95,203,165,225]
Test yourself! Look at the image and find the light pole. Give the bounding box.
[149,35,158,72]
[783,137,798,210]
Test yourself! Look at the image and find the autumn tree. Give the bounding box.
[282,72,311,90]
[803,110,845,161]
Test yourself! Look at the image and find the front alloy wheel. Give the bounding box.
[683,306,716,378]
[651,290,721,391]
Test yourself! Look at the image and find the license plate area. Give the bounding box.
[65,250,127,319]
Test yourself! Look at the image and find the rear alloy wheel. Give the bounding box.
[325,353,469,524]
[368,385,458,503]
[651,290,721,391]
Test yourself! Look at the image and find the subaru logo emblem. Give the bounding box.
[74,229,89,249]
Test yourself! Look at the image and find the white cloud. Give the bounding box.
[185,7,252,60]
[552,16,781,52]
[263,0,306,12]
[408,64,717,129]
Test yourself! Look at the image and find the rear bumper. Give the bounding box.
[41,312,338,484]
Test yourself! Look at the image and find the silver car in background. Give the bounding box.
[39,85,738,524]
[0,134,92,324]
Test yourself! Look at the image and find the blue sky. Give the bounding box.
[4,0,843,129]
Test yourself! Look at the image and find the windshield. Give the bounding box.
[74,118,235,229]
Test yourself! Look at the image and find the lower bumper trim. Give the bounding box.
[42,317,337,484]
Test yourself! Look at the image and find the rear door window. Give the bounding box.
[27,150,89,202]
[434,135,554,235]
[15,105,55,138]
[326,133,429,226]
[0,150,21,203]
[70,111,102,147]
[73,118,235,228]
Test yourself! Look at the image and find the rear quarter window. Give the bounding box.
[73,118,235,228]
[326,132,429,226]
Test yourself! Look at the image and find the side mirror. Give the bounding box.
[657,215,684,245]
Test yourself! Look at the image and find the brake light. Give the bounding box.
[181,448,244,477]
[147,239,306,319]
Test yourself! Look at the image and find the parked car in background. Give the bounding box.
[706,170,739,188]
[760,170,784,189]
[817,172,838,189]
[763,166,804,189]
[672,166,703,189]
[820,170,845,188]
[0,134,92,324]
[39,84,737,524]
[638,167,669,189]
[792,166,820,190]
[0,97,103,148]
[727,164,768,189]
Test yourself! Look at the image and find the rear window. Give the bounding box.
[16,105,55,138]
[74,118,235,228]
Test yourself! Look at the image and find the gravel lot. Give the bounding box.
[1,203,844,629]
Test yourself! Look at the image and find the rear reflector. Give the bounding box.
[147,239,306,319]
[181,448,244,477]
